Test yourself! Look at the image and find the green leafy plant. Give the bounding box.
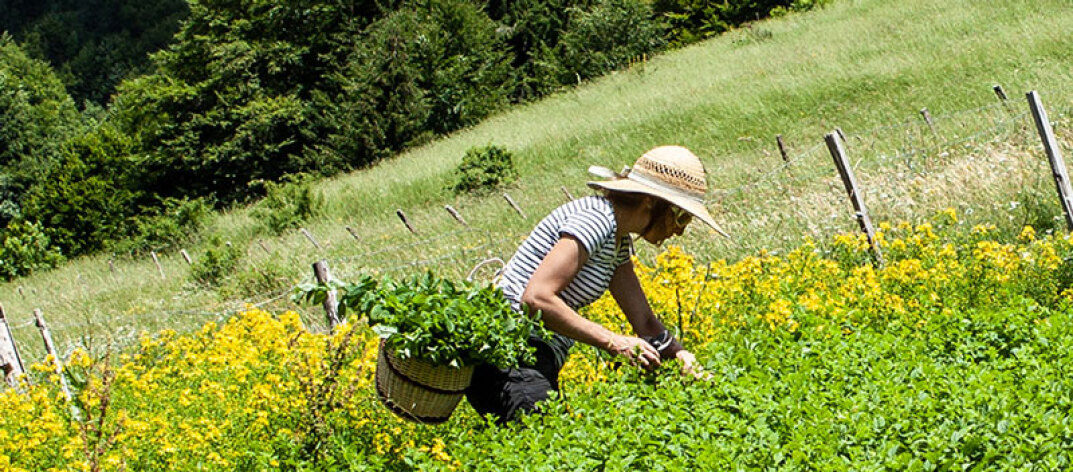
[301,272,545,369]
[0,219,64,280]
[188,236,244,287]
[250,174,324,235]
[448,144,519,195]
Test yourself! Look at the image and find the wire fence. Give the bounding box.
[3,86,1071,372]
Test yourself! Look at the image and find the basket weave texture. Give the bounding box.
[375,340,475,424]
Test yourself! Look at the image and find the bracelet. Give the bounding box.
[642,330,674,354]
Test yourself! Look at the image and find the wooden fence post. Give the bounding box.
[920,107,938,139]
[1027,90,1073,231]
[299,228,322,250]
[0,304,25,387]
[150,251,166,280]
[776,135,790,163]
[312,260,340,330]
[33,309,73,403]
[502,193,527,219]
[994,84,1013,114]
[396,209,416,234]
[826,132,884,266]
[444,205,468,226]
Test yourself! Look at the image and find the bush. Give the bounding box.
[188,237,244,288]
[19,124,141,257]
[0,220,64,280]
[448,144,519,195]
[250,174,323,235]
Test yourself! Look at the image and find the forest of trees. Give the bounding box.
[0,0,824,279]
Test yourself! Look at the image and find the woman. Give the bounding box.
[465,145,728,423]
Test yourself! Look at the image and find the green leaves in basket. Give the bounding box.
[302,272,547,369]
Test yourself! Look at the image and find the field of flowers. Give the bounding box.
[4,211,1073,471]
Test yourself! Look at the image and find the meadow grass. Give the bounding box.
[4,0,1073,361]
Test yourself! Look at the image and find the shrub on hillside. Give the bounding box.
[250,174,324,236]
[189,237,244,288]
[0,220,64,280]
[19,124,141,257]
[448,144,519,195]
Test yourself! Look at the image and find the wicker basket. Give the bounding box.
[375,340,475,424]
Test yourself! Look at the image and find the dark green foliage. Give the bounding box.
[319,0,514,166]
[189,237,244,287]
[111,0,377,203]
[3,0,189,105]
[0,34,82,228]
[449,144,519,195]
[0,220,65,280]
[487,0,595,99]
[556,0,665,83]
[653,0,809,46]
[250,174,324,235]
[19,124,141,256]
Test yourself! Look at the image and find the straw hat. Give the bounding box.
[587,145,729,238]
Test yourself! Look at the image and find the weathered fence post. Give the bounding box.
[444,205,468,226]
[150,251,166,280]
[993,84,1014,114]
[312,260,340,330]
[33,309,73,403]
[502,193,527,219]
[835,127,849,145]
[299,228,323,250]
[920,107,938,140]
[0,304,25,387]
[776,135,790,163]
[826,132,884,266]
[1027,90,1073,231]
[396,209,417,234]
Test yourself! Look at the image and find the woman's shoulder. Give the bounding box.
[558,195,613,215]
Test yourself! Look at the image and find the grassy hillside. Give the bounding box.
[4,0,1073,361]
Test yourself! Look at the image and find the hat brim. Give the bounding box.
[587,178,730,238]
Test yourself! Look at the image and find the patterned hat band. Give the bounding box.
[622,167,706,203]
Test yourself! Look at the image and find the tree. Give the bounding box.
[0,34,80,227]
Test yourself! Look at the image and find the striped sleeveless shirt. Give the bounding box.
[497,196,633,315]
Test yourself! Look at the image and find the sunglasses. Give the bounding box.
[670,206,692,229]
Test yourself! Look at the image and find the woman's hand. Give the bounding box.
[606,335,661,371]
[675,349,711,380]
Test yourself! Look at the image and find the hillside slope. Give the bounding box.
[3,0,1073,360]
